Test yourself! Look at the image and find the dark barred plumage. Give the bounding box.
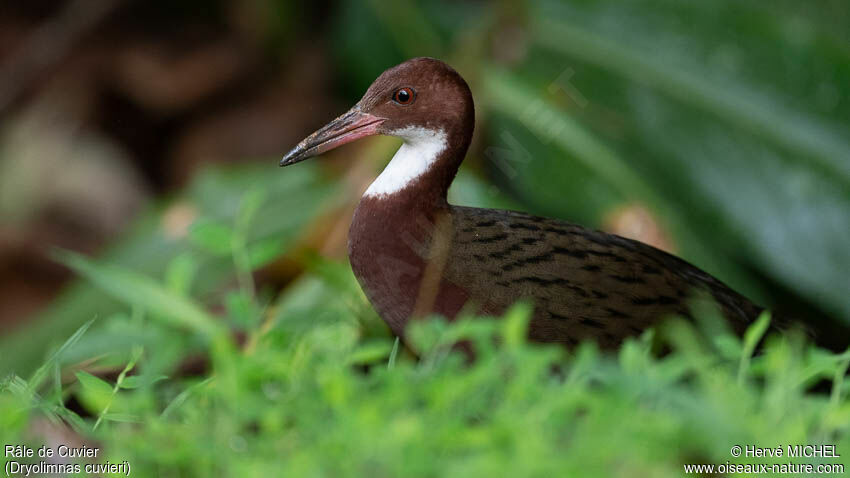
[445,206,762,347]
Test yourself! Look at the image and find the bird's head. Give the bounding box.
[280,57,474,167]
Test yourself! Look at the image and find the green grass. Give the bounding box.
[2,243,849,476]
[1,1,849,474]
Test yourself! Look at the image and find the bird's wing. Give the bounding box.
[443,205,761,346]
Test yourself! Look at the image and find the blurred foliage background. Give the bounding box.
[0,0,849,475]
[1,0,848,365]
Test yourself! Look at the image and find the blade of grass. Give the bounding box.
[27,318,94,394]
[738,311,771,385]
[56,250,223,339]
[161,377,214,420]
[831,349,850,407]
[388,337,400,370]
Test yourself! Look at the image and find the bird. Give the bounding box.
[280,57,772,348]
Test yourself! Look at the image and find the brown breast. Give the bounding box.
[348,195,474,337]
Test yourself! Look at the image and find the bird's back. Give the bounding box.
[444,205,763,347]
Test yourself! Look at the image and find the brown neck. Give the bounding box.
[386,132,470,209]
[348,123,472,334]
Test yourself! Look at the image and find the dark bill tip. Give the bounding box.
[279,108,385,168]
[279,145,310,167]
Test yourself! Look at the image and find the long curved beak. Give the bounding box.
[280,107,385,167]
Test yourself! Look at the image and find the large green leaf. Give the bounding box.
[479,0,850,322]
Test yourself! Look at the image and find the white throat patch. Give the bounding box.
[363,126,447,198]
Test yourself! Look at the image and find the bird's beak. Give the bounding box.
[280,107,386,167]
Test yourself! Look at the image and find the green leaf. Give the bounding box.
[347,340,394,365]
[225,291,259,326]
[247,238,283,269]
[532,13,850,183]
[501,301,533,348]
[27,319,94,394]
[0,381,31,432]
[75,371,113,412]
[102,413,142,423]
[237,187,267,229]
[165,253,199,295]
[475,1,850,324]
[739,311,771,383]
[56,251,223,338]
[119,374,168,390]
[189,219,234,256]
[161,377,213,420]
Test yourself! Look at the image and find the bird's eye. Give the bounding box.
[392,87,415,105]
